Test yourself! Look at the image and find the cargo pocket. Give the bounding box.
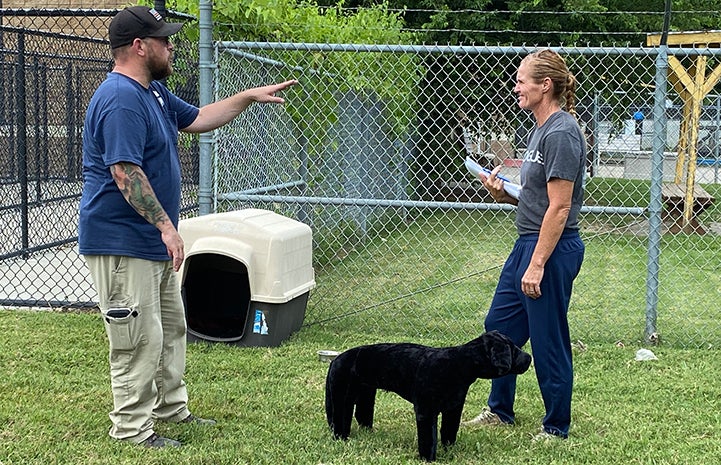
[102,306,140,351]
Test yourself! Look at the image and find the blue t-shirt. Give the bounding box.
[79,73,199,261]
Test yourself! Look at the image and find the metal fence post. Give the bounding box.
[645,46,668,344]
[17,30,29,257]
[64,63,76,182]
[198,0,214,215]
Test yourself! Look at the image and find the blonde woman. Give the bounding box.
[464,49,586,441]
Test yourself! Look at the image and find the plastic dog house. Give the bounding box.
[178,209,315,347]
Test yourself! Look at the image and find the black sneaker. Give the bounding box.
[181,414,217,426]
[142,433,182,448]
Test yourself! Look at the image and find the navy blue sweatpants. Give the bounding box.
[484,230,584,438]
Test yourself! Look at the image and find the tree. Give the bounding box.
[318,0,721,46]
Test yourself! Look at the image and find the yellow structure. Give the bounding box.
[647,31,720,233]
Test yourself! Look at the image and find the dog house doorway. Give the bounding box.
[182,252,251,342]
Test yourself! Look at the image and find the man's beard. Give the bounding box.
[149,55,172,81]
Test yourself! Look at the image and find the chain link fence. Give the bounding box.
[2,9,720,347]
[211,42,720,347]
[0,9,199,307]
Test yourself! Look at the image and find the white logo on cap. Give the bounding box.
[149,8,163,21]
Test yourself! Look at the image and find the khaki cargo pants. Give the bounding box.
[85,255,191,443]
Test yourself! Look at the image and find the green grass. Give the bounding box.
[2,309,721,465]
[584,176,652,208]
[306,209,720,348]
[584,176,721,227]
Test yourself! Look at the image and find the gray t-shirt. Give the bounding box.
[516,111,586,235]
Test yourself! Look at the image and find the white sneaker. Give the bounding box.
[531,429,565,442]
[461,408,505,427]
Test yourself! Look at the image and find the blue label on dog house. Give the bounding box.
[252,309,269,335]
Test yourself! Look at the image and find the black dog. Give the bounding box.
[324,330,532,462]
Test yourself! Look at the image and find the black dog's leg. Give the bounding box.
[415,408,439,462]
[336,384,357,439]
[354,384,376,429]
[439,404,463,446]
[325,375,334,428]
[326,362,355,440]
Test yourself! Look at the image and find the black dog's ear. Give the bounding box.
[482,332,513,374]
[489,341,512,374]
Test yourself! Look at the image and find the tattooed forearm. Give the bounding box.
[110,162,172,228]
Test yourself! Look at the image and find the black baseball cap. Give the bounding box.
[109,6,184,49]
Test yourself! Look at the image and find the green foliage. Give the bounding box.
[169,0,422,172]
[334,0,721,46]
[170,0,415,44]
[168,0,721,47]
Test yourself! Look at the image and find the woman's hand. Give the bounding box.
[482,166,515,204]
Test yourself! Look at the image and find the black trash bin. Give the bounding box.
[178,209,315,347]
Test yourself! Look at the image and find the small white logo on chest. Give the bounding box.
[152,90,165,108]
